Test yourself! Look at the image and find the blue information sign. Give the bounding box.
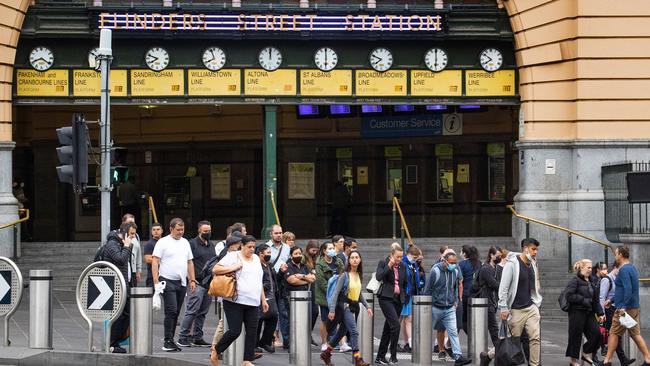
[361,114,442,138]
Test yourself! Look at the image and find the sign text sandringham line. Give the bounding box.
[98,13,444,32]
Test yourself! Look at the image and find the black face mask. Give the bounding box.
[292,256,302,265]
[200,232,211,241]
[495,256,502,263]
[263,255,272,262]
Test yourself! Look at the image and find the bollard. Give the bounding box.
[357,292,374,362]
[130,287,153,356]
[412,295,432,365]
[290,291,311,366]
[223,303,245,366]
[29,270,53,349]
[468,298,489,365]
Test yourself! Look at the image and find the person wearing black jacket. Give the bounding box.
[473,246,502,347]
[565,259,605,366]
[103,221,136,353]
[256,244,278,353]
[375,244,408,365]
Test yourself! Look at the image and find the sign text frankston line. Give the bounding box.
[98,13,444,32]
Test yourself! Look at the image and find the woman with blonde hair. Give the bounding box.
[564,259,604,366]
[282,231,296,248]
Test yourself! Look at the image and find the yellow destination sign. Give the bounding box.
[410,70,462,96]
[300,70,352,96]
[465,70,516,96]
[244,69,296,95]
[16,69,69,97]
[131,69,184,96]
[72,70,128,97]
[188,69,241,96]
[355,70,407,96]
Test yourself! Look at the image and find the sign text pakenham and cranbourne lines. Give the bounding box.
[98,13,444,32]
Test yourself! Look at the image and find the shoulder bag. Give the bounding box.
[208,254,241,299]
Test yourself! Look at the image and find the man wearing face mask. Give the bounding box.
[178,220,215,348]
[425,250,471,366]
[498,238,543,366]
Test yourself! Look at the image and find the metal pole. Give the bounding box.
[468,298,489,365]
[567,234,572,272]
[400,226,405,248]
[392,198,397,239]
[290,291,311,366]
[412,295,432,365]
[525,220,529,238]
[262,105,277,240]
[29,270,53,349]
[223,303,245,366]
[98,28,113,245]
[130,287,153,356]
[12,225,17,259]
[357,292,374,362]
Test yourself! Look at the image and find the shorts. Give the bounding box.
[610,307,641,337]
[401,297,413,317]
[320,305,331,322]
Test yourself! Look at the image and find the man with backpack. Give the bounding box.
[425,250,472,366]
[178,220,215,348]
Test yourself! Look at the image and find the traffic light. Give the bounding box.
[56,113,88,192]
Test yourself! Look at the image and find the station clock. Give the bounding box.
[258,46,282,71]
[202,46,227,72]
[314,47,338,72]
[369,47,393,72]
[29,46,54,72]
[479,48,503,72]
[424,48,448,72]
[145,47,170,72]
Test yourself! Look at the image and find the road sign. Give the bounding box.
[0,257,24,347]
[76,261,126,352]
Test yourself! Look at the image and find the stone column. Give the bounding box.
[0,142,19,257]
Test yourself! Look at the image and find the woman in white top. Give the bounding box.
[213,235,269,366]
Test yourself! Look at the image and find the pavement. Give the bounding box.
[0,289,646,365]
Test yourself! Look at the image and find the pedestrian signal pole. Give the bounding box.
[97,29,112,245]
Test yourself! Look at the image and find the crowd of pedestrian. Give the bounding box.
[100,214,650,366]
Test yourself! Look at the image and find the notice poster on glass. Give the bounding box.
[210,164,231,200]
[288,162,315,199]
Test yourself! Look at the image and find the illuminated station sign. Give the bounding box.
[98,13,444,32]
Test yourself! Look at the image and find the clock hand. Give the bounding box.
[37,57,51,65]
[268,48,272,61]
[210,50,216,62]
[371,54,381,62]
[147,55,159,62]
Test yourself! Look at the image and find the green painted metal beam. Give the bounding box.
[262,105,278,240]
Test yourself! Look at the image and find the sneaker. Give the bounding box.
[162,340,180,352]
[340,343,352,353]
[110,345,126,353]
[375,356,390,365]
[321,343,329,351]
[173,341,183,351]
[454,356,472,366]
[389,355,399,364]
[396,344,405,353]
[403,343,411,353]
[623,359,636,366]
[434,345,440,353]
[191,338,211,347]
[177,338,192,347]
[446,348,455,359]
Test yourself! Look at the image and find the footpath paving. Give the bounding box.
[0,289,643,365]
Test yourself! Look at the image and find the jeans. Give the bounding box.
[179,285,212,341]
[328,304,359,350]
[216,300,261,362]
[160,277,186,341]
[278,296,290,345]
[509,305,541,366]
[431,305,462,357]
[378,296,401,358]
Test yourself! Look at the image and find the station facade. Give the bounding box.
[1,0,649,262]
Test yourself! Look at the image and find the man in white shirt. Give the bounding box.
[152,218,197,352]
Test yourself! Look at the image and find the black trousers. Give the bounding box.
[378,296,402,358]
[565,309,600,358]
[258,299,279,347]
[605,306,630,363]
[488,306,500,347]
[160,277,186,341]
[217,300,261,361]
[110,296,130,346]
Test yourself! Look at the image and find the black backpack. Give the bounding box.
[558,287,570,312]
[200,255,219,289]
[93,245,105,262]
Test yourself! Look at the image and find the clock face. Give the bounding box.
[88,47,100,69]
[145,47,170,72]
[424,48,448,72]
[202,46,226,72]
[479,48,503,72]
[29,46,54,71]
[369,47,393,72]
[314,47,338,72]
[258,46,282,71]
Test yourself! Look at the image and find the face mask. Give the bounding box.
[200,232,211,241]
[292,256,302,265]
[525,253,533,262]
[416,260,422,266]
[326,249,337,258]
[263,255,271,262]
[408,257,416,264]
[495,256,502,263]
[447,263,457,271]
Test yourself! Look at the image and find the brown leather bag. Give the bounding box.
[208,254,240,299]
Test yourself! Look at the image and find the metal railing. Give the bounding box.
[507,205,612,272]
[392,196,413,247]
[268,189,281,226]
[146,195,158,240]
[602,161,650,243]
[0,209,30,259]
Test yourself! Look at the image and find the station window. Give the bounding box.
[385,146,402,201]
[435,144,454,201]
[336,148,354,195]
[487,143,506,201]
